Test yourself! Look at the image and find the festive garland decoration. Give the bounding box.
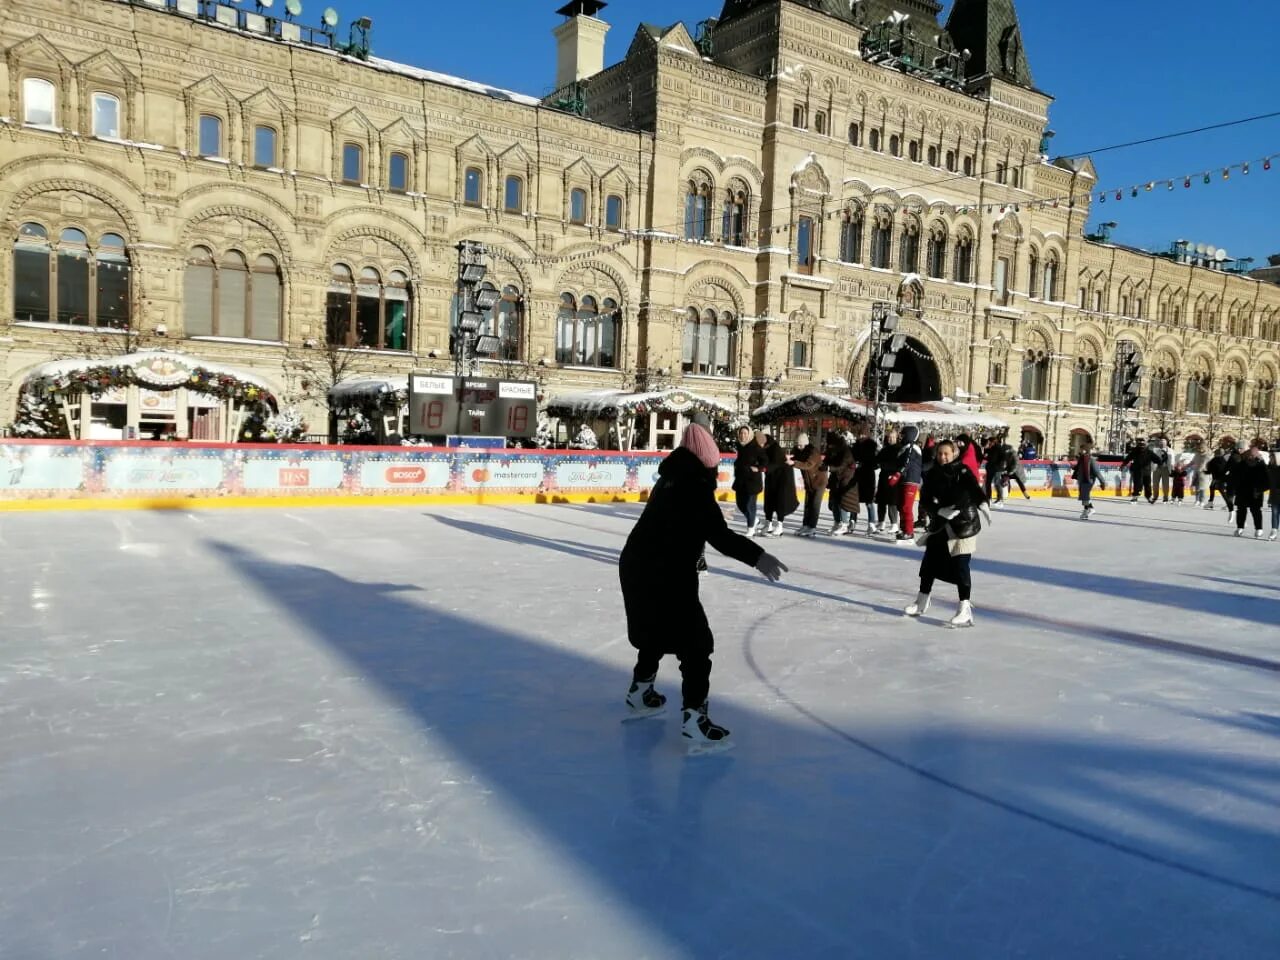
[31,364,276,407]
[546,389,735,422]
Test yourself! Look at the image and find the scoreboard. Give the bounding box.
[408,373,536,440]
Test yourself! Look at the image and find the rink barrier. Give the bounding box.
[0,439,1125,511]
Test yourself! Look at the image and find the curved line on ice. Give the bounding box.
[741,619,1280,904]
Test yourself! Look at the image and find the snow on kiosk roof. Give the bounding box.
[752,393,1007,436]
[23,349,277,397]
[545,389,736,421]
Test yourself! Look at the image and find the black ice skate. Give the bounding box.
[624,675,667,721]
[682,702,734,754]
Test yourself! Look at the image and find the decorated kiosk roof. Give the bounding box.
[546,389,736,421]
[23,350,277,405]
[752,393,1007,435]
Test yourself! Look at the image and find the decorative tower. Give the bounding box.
[553,0,611,91]
[944,0,1035,88]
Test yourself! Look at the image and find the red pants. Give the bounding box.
[899,483,920,536]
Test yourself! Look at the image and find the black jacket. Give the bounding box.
[1232,456,1270,505]
[1268,458,1280,506]
[762,439,800,517]
[920,459,988,540]
[1072,454,1102,484]
[852,437,879,498]
[732,440,767,496]
[622,448,763,577]
[897,442,924,485]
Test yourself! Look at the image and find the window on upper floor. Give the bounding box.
[388,152,409,193]
[889,134,901,157]
[908,140,920,163]
[839,208,863,264]
[814,111,827,135]
[504,175,524,213]
[796,216,815,274]
[13,223,132,329]
[570,187,588,225]
[342,143,364,184]
[792,103,807,129]
[184,247,283,342]
[848,122,861,147]
[606,194,623,231]
[953,234,974,283]
[869,128,881,152]
[927,145,939,168]
[996,161,1007,184]
[963,155,974,177]
[791,340,809,369]
[464,167,483,206]
[198,114,223,157]
[23,78,56,126]
[682,308,737,377]
[325,262,411,351]
[945,149,957,172]
[253,125,278,168]
[92,93,120,139]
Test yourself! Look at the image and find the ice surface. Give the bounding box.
[1,497,1278,958]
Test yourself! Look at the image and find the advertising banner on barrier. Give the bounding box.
[0,445,88,491]
[358,456,452,492]
[103,452,227,492]
[240,453,346,492]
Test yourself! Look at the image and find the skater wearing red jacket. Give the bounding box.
[619,420,787,750]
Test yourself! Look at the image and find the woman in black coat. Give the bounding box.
[1232,443,1270,538]
[875,429,901,532]
[903,439,990,628]
[731,427,767,534]
[620,422,786,748]
[852,428,880,530]
[761,431,799,536]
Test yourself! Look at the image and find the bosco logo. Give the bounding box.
[385,466,426,484]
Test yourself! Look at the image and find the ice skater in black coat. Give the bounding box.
[619,421,787,748]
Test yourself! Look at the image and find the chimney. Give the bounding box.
[554,0,610,91]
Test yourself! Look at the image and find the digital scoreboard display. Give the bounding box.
[408,373,536,439]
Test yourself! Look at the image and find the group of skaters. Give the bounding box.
[1115,436,1280,539]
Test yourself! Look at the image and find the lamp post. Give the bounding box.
[454,240,500,379]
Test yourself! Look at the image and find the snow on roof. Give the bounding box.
[546,389,735,419]
[26,349,276,393]
[752,393,1007,432]
[364,56,541,106]
[328,376,410,402]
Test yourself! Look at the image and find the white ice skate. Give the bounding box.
[1270,530,1278,541]
[1254,529,1265,540]
[682,702,734,754]
[795,526,816,538]
[948,600,974,628]
[903,592,930,617]
[829,521,848,536]
[1234,528,1245,538]
[624,676,667,721]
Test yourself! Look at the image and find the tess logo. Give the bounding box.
[385,467,426,484]
[279,468,310,487]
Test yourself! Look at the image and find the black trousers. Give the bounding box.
[1129,470,1152,500]
[803,486,823,529]
[920,555,972,601]
[621,567,713,710]
[1236,502,1263,530]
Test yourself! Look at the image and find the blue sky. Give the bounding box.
[330,0,1279,263]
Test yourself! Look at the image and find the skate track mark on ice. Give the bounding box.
[492,507,1280,677]
[740,608,1280,903]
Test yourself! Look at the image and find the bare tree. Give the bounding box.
[281,337,374,442]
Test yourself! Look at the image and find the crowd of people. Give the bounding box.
[1119,436,1280,539]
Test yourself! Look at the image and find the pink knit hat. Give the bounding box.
[679,422,722,469]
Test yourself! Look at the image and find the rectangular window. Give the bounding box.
[251,277,280,341]
[342,143,363,184]
[570,188,587,225]
[464,167,483,206]
[56,249,90,324]
[23,78,55,126]
[1094,290,1104,312]
[682,320,696,370]
[994,257,1009,305]
[605,194,622,231]
[13,244,51,322]
[792,103,806,129]
[814,111,826,135]
[388,152,409,192]
[219,265,247,338]
[796,216,814,272]
[254,125,277,168]
[96,255,130,329]
[504,176,523,213]
[792,340,808,368]
[92,93,120,139]
[198,114,223,157]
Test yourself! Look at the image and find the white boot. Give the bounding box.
[949,600,974,628]
[1234,528,1244,538]
[682,702,733,753]
[1254,529,1265,540]
[1270,529,1278,541]
[830,521,848,536]
[625,676,667,719]
[904,592,930,617]
[768,520,783,537]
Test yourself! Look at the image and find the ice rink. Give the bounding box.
[2,495,1278,959]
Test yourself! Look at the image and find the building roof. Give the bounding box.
[718,0,943,27]
[944,0,1034,88]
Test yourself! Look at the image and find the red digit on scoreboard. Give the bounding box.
[425,400,444,430]
[507,405,528,433]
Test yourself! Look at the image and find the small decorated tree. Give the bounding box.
[534,415,555,449]
[11,391,67,439]
[571,423,599,450]
[263,406,308,443]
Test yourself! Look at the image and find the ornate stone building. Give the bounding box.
[2,0,1277,449]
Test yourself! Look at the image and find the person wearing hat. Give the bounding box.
[760,427,799,537]
[731,424,767,535]
[791,431,827,537]
[619,419,787,750]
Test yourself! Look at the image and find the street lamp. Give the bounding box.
[868,301,901,442]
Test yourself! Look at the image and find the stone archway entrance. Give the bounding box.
[861,336,943,403]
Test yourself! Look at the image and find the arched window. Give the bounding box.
[682,308,737,377]
[494,284,522,360]
[1149,360,1177,412]
[996,161,1007,184]
[254,125,278,168]
[388,152,409,193]
[927,145,939,167]
[217,251,249,336]
[1071,354,1100,405]
[1220,369,1244,416]
[908,140,921,163]
[814,111,827,135]
[504,175,523,213]
[953,231,974,283]
[198,114,223,157]
[988,338,1009,386]
[722,182,748,246]
[56,228,91,325]
[945,149,957,172]
[963,155,974,177]
[342,143,364,184]
[182,246,280,340]
[92,93,121,139]
[13,223,51,323]
[870,214,892,269]
[1010,167,1021,189]
[839,206,863,264]
[796,216,815,273]
[1041,255,1058,301]
[570,187,588,225]
[464,166,483,206]
[250,255,283,341]
[898,219,920,273]
[926,224,947,279]
[324,262,411,350]
[684,174,713,240]
[184,246,216,336]
[1028,248,1040,298]
[1021,347,1050,401]
[868,128,881,152]
[23,78,56,126]
[848,122,861,147]
[1253,372,1276,419]
[889,134,901,157]
[1185,369,1211,414]
[556,292,620,368]
[605,194,623,231]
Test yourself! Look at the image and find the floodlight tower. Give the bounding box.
[454,242,499,379]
